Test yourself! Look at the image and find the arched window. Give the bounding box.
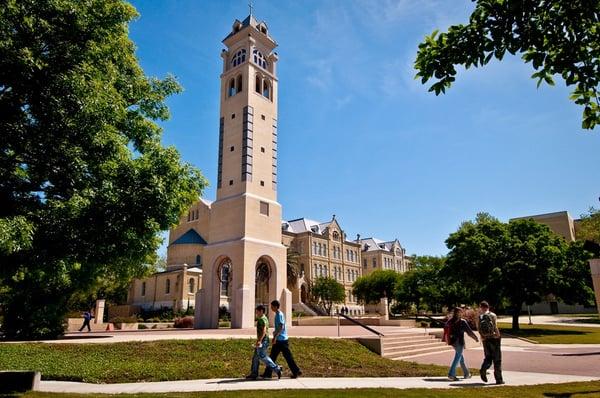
[165,278,171,294]
[262,80,270,99]
[189,278,195,293]
[332,231,339,241]
[228,78,236,97]
[141,281,146,296]
[236,75,243,93]
[255,75,261,93]
[231,49,246,67]
[253,49,267,69]
[195,254,201,266]
[313,264,318,276]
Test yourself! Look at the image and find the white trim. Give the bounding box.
[212,192,281,207]
[206,236,285,249]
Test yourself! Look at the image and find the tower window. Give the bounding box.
[255,75,261,93]
[229,180,233,186]
[262,80,271,99]
[228,78,236,97]
[261,147,265,153]
[231,113,235,119]
[230,146,234,152]
[260,180,265,186]
[261,115,266,120]
[253,49,267,69]
[231,49,246,68]
[165,279,171,294]
[236,75,243,93]
[260,201,269,216]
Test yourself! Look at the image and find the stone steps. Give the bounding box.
[380,332,452,360]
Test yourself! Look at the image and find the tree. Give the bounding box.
[352,269,401,313]
[415,0,600,130]
[578,208,600,245]
[445,213,593,331]
[286,249,301,288]
[0,0,207,339]
[312,277,345,315]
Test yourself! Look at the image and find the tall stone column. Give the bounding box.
[94,299,105,324]
[590,259,600,317]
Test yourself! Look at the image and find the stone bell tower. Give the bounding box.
[195,13,290,329]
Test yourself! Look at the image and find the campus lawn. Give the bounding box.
[498,323,600,344]
[0,339,448,383]
[15,382,600,398]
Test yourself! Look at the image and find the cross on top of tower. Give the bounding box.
[248,0,254,16]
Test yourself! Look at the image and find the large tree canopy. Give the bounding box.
[415,0,600,130]
[445,213,594,330]
[0,0,207,339]
[312,277,345,315]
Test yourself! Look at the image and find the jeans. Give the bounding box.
[448,343,469,378]
[481,338,503,382]
[250,339,280,376]
[79,319,91,332]
[262,339,301,377]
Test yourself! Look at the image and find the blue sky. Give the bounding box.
[128,0,600,256]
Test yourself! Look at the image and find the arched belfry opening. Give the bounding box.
[255,258,271,312]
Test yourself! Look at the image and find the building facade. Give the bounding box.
[282,216,364,315]
[358,237,410,276]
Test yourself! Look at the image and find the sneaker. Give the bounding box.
[448,376,459,381]
[496,380,505,385]
[291,370,303,379]
[464,374,472,379]
[275,367,282,380]
[479,369,488,383]
[245,374,258,380]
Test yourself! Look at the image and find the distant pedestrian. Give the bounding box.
[246,305,282,380]
[477,301,504,384]
[79,310,94,332]
[445,307,479,381]
[262,300,302,379]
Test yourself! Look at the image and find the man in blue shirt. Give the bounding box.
[262,300,302,379]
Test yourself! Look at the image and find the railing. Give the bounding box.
[419,314,446,328]
[338,312,384,337]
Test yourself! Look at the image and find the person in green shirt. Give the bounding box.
[246,305,282,380]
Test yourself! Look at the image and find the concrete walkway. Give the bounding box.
[38,372,598,394]
[497,315,600,328]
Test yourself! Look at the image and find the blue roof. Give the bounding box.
[170,229,207,246]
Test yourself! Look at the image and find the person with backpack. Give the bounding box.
[79,309,94,332]
[477,301,504,384]
[444,307,479,381]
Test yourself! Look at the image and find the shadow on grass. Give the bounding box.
[502,328,589,337]
[543,390,600,397]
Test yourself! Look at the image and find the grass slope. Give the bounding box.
[498,323,600,344]
[17,381,600,398]
[0,338,447,383]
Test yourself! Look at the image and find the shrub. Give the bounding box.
[110,316,138,324]
[174,316,193,328]
[138,324,148,330]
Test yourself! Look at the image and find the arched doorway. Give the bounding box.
[217,258,232,327]
[300,284,307,304]
[255,258,271,313]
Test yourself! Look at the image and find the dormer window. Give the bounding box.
[231,49,246,68]
[253,49,267,69]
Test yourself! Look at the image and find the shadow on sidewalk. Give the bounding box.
[552,352,600,357]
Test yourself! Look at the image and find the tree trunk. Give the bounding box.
[512,304,520,331]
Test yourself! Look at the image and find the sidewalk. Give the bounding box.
[38,372,598,394]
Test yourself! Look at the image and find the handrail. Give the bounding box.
[419,314,446,328]
[338,313,384,337]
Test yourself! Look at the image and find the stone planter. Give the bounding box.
[590,259,600,316]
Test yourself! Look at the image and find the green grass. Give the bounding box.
[12,381,600,398]
[0,339,447,383]
[498,323,600,344]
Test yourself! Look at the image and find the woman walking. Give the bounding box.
[446,307,479,381]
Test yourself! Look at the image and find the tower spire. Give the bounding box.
[248,0,254,17]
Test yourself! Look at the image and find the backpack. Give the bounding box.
[443,320,458,345]
[479,313,495,338]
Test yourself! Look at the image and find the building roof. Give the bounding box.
[359,237,402,252]
[223,14,273,42]
[283,218,328,234]
[170,229,207,246]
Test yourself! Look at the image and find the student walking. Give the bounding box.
[79,310,94,332]
[477,301,504,384]
[445,307,479,381]
[246,305,282,380]
[262,300,302,379]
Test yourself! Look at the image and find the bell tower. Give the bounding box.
[196,14,290,329]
